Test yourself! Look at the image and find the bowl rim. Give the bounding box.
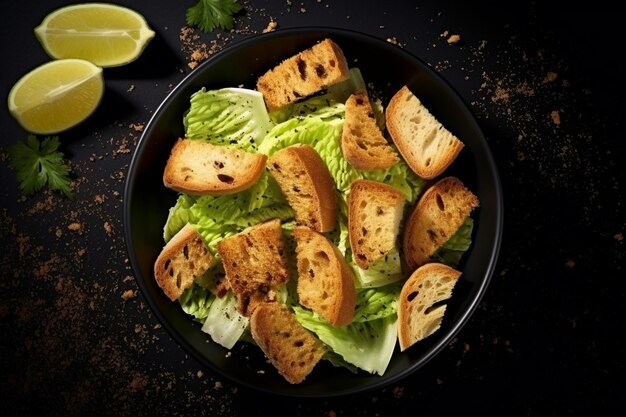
[123,26,504,397]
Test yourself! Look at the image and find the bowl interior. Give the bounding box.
[124,27,502,397]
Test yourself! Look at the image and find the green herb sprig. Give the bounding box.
[186,0,243,33]
[8,135,73,198]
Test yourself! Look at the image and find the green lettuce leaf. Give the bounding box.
[353,248,404,288]
[432,217,474,267]
[163,194,198,242]
[179,284,214,321]
[352,285,400,323]
[201,291,249,349]
[184,87,273,152]
[293,306,398,375]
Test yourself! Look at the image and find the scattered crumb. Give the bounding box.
[121,290,137,300]
[436,377,444,385]
[328,411,337,417]
[447,34,461,44]
[543,71,558,83]
[197,370,204,378]
[614,233,624,242]
[129,123,144,132]
[127,84,135,93]
[67,222,82,232]
[263,19,278,33]
[565,258,576,268]
[103,222,113,236]
[392,386,405,398]
[551,110,561,126]
[214,381,223,390]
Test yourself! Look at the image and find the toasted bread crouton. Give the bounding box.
[386,86,464,179]
[163,139,267,195]
[250,302,326,384]
[293,226,356,326]
[154,224,216,301]
[348,179,405,269]
[403,177,479,270]
[216,219,290,316]
[256,38,350,111]
[267,144,337,232]
[341,90,399,170]
[397,263,461,351]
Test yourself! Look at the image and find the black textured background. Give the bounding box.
[1,1,624,415]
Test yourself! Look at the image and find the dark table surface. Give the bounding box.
[1,1,624,415]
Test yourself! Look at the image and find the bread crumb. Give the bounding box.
[103,222,113,236]
[263,19,278,33]
[55,228,62,238]
[67,222,82,232]
[565,258,575,268]
[387,36,398,45]
[436,377,444,384]
[214,381,223,390]
[392,386,405,398]
[447,34,461,44]
[127,84,135,92]
[551,110,561,126]
[197,370,204,378]
[441,30,449,38]
[615,233,624,242]
[328,411,337,417]
[129,123,144,132]
[94,194,105,204]
[543,71,558,83]
[121,290,136,300]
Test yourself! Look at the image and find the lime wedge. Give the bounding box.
[34,3,155,67]
[8,59,104,134]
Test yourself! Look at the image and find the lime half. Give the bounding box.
[34,3,155,67]
[8,59,104,134]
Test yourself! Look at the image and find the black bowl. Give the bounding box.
[124,27,503,397]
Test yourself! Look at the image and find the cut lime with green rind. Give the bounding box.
[34,3,155,67]
[8,59,104,134]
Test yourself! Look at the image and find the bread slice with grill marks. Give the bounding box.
[250,302,326,384]
[348,179,405,269]
[154,224,216,301]
[386,86,464,179]
[397,263,461,351]
[341,90,399,170]
[402,176,479,271]
[256,38,350,111]
[163,138,267,195]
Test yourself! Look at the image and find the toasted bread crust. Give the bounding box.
[268,144,337,232]
[386,86,464,179]
[293,226,356,326]
[402,176,479,270]
[250,302,326,384]
[348,179,405,269]
[397,263,461,351]
[341,90,399,170]
[154,224,215,301]
[256,38,350,111]
[163,138,267,195]
[216,219,290,316]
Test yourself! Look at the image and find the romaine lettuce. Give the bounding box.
[294,306,398,375]
[201,291,249,349]
[184,87,273,152]
[179,284,214,321]
[432,217,474,267]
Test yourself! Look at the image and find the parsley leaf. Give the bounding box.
[186,0,243,33]
[8,135,74,198]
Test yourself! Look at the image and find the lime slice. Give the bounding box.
[8,59,104,134]
[34,3,155,67]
